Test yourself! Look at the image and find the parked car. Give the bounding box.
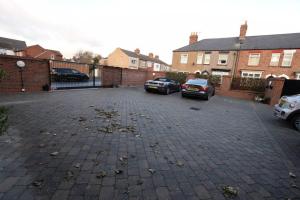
[51,68,89,82]
[274,95,300,131]
[181,78,215,100]
[144,78,181,95]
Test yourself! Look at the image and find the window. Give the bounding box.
[282,50,295,67]
[241,71,262,78]
[50,54,55,60]
[270,53,280,66]
[180,54,188,64]
[296,74,300,80]
[218,54,228,65]
[248,53,260,66]
[131,59,137,64]
[196,53,203,64]
[204,54,211,64]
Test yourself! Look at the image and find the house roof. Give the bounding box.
[120,49,169,66]
[25,45,63,56]
[0,36,27,51]
[174,33,300,52]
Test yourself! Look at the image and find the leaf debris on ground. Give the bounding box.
[222,186,238,198]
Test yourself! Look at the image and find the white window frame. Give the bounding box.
[204,53,211,65]
[296,73,300,80]
[248,53,260,66]
[282,50,295,67]
[50,54,55,60]
[241,71,262,79]
[270,53,280,66]
[218,54,228,65]
[180,54,188,64]
[196,53,203,64]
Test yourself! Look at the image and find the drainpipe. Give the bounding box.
[231,42,241,83]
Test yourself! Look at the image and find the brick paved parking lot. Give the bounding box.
[0,87,300,200]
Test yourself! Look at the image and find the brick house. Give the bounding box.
[0,36,27,56]
[172,22,300,79]
[103,48,170,71]
[16,44,63,60]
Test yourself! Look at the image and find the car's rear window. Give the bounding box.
[186,79,208,85]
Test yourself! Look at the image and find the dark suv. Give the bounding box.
[51,68,89,82]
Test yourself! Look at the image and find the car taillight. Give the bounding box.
[202,86,208,91]
[181,84,187,89]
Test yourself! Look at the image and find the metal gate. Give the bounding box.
[281,79,300,96]
[50,60,102,90]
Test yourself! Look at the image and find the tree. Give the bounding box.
[72,50,102,64]
[0,68,7,81]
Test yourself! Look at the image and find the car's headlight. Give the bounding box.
[289,103,295,109]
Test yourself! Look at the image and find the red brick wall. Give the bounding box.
[217,76,263,100]
[264,78,285,105]
[101,66,166,87]
[50,60,89,75]
[0,55,50,93]
[235,49,300,79]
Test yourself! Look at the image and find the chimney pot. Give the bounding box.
[189,32,198,45]
[154,55,159,59]
[239,21,248,40]
[149,53,154,58]
[134,48,140,54]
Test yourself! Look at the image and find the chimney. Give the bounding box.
[134,48,140,54]
[189,32,198,45]
[148,53,154,58]
[239,21,248,40]
[154,55,159,59]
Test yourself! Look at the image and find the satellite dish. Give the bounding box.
[16,60,26,68]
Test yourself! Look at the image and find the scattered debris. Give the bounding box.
[135,134,141,138]
[89,105,95,107]
[291,183,298,188]
[96,171,107,179]
[74,163,81,168]
[32,179,44,188]
[130,154,136,158]
[148,168,156,174]
[50,151,59,156]
[71,133,77,136]
[150,142,159,148]
[289,172,297,178]
[222,186,238,198]
[53,133,57,136]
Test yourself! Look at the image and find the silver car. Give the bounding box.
[274,95,300,131]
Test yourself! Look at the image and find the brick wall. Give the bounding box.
[101,66,166,87]
[216,76,263,100]
[0,55,50,93]
[264,78,285,106]
[50,60,90,75]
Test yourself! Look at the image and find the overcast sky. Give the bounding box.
[0,0,299,63]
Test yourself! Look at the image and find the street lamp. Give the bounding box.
[16,60,26,92]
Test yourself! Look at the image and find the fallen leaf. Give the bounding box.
[32,179,44,188]
[222,186,238,198]
[115,169,123,174]
[74,163,81,168]
[148,168,156,174]
[79,117,87,122]
[136,179,143,185]
[50,151,59,156]
[65,171,74,181]
[289,172,297,178]
[176,161,184,167]
[96,171,107,179]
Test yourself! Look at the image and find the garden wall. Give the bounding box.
[0,55,50,93]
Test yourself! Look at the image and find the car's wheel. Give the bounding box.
[212,89,215,96]
[204,94,210,101]
[145,89,150,93]
[291,114,300,131]
[165,87,170,95]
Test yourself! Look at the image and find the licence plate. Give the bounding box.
[148,86,157,89]
[187,87,198,91]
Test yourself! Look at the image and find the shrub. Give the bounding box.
[0,107,8,135]
[165,72,188,84]
[194,74,221,86]
[231,77,266,92]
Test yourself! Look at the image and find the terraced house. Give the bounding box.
[103,48,170,71]
[172,22,300,79]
